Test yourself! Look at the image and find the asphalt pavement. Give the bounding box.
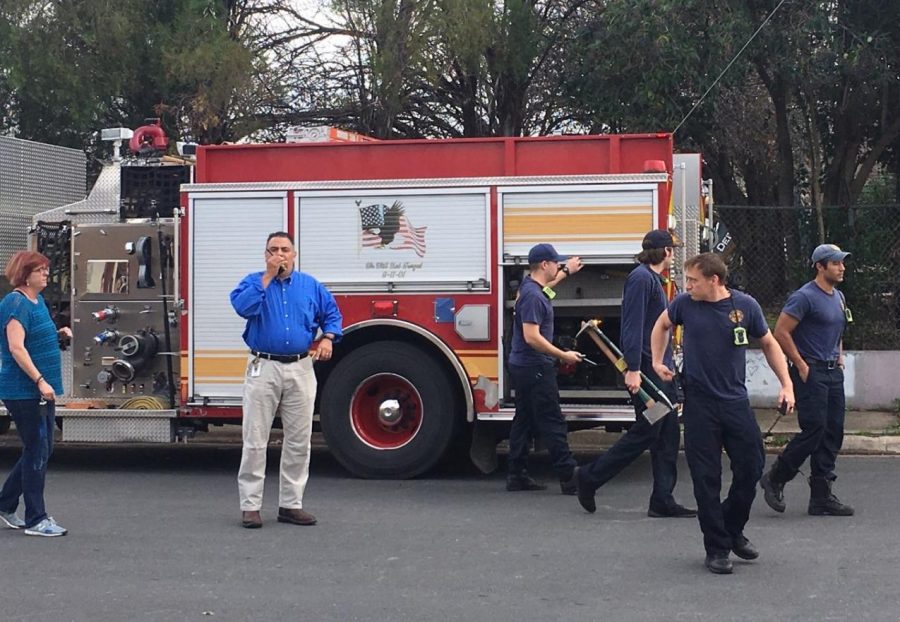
[1,443,898,622]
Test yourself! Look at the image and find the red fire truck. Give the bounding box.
[20,128,700,479]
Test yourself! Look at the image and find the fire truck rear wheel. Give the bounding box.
[320,341,460,479]
[0,416,9,435]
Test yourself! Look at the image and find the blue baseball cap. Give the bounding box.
[811,244,850,265]
[528,243,567,264]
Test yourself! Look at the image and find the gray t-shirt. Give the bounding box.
[781,281,846,361]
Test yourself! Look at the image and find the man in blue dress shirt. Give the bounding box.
[230,232,343,529]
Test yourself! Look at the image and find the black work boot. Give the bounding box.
[506,472,547,492]
[808,476,854,516]
[731,535,759,561]
[647,502,697,518]
[573,467,596,513]
[704,553,733,575]
[559,470,578,496]
[759,458,793,513]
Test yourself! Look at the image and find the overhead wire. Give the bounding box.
[673,0,789,135]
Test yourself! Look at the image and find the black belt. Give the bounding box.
[251,350,308,363]
[802,357,839,370]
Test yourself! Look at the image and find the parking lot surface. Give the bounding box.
[1,445,898,621]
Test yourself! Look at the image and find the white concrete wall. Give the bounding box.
[746,350,899,410]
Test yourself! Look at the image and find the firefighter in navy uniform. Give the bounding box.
[761,244,854,516]
[651,253,794,575]
[506,243,584,493]
[574,230,695,518]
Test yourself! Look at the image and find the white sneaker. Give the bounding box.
[23,518,68,537]
[0,510,26,529]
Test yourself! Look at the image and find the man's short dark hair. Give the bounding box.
[266,231,293,245]
[684,252,728,282]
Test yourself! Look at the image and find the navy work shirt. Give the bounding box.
[230,270,343,355]
[509,276,554,367]
[620,264,673,372]
[781,281,846,361]
[667,290,768,400]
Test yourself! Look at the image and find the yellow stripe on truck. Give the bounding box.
[193,356,247,378]
[503,213,651,237]
[457,354,499,381]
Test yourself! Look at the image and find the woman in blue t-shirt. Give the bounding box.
[0,250,69,537]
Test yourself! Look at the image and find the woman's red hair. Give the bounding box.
[5,250,50,288]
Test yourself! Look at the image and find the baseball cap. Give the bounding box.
[811,244,850,265]
[642,229,683,250]
[528,243,567,264]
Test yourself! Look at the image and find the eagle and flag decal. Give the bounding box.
[359,200,428,257]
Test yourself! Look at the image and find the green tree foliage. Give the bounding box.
[2,0,897,206]
[308,0,591,138]
[0,0,295,153]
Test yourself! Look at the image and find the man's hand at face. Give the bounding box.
[265,250,287,278]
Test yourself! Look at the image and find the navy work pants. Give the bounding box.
[779,364,845,480]
[682,390,764,555]
[580,368,680,508]
[0,399,55,528]
[507,362,576,481]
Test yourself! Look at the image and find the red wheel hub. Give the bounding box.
[350,374,423,450]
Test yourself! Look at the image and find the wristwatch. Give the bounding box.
[322,334,335,341]
[560,265,570,276]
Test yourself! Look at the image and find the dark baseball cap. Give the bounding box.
[642,229,683,250]
[811,244,850,265]
[528,243,567,264]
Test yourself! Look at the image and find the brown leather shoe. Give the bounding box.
[277,507,317,526]
[241,510,262,529]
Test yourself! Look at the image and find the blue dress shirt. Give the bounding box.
[230,270,343,356]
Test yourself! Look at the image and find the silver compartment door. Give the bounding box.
[188,193,287,400]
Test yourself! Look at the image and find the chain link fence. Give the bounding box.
[712,204,900,350]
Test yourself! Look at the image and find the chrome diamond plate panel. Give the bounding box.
[61,416,174,442]
[60,348,73,399]
[0,136,85,266]
[32,162,121,226]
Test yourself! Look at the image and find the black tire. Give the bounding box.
[0,416,10,435]
[320,341,461,479]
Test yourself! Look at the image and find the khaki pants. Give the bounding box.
[238,355,317,510]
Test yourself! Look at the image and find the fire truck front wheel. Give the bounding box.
[320,341,460,479]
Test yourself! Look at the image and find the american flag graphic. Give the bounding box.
[393,215,427,257]
[361,230,383,248]
[358,200,427,257]
[359,203,385,229]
